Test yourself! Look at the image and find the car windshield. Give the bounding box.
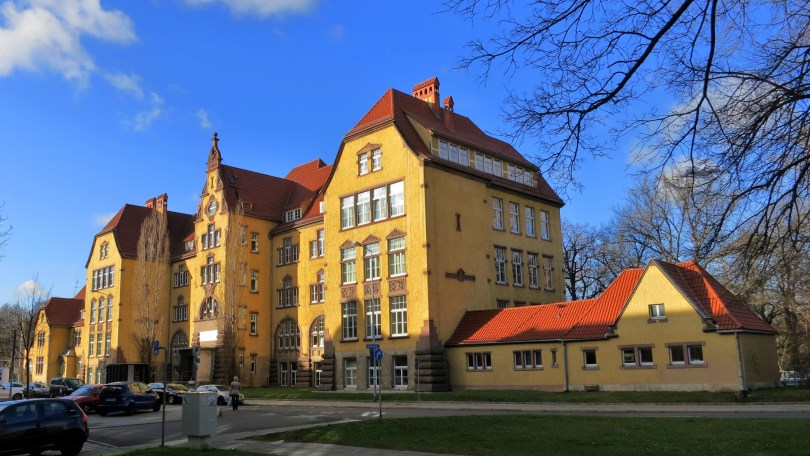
[214,385,228,392]
[66,379,84,388]
[70,386,96,396]
[101,385,124,395]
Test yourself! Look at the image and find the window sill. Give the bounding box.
[583,366,600,370]
[513,284,524,288]
[249,333,258,337]
[667,363,707,369]
[389,334,409,339]
[620,364,657,370]
[341,338,359,343]
[544,287,555,292]
[495,281,508,286]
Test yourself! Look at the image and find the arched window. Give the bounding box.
[277,320,300,351]
[311,315,324,348]
[200,297,218,319]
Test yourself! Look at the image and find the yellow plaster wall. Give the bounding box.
[446,343,566,391]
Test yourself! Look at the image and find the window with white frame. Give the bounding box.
[509,202,520,233]
[341,182,404,229]
[250,232,259,252]
[174,264,189,287]
[344,358,357,387]
[310,270,325,303]
[201,256,221,284]
[36,356,44,374]
[89,334,95,357]
[342,301,357,340]
[202,223,221,250]
[278,361,298,386]
[365,298,381,339]
[250,312,258,335]
[528,253,539,288]
[496,299,510,309]
[341,247,356,284]
[91,266,115,291]
[388,237,406,277]
[277,276,298,307]
[583,348,598,368]
[201,296,218,319]
[525,206,536,237]
[540,210,550,240]
[543,256,554,290]
[341,196,355,229]
[390,295,407,336]
[514,350,543,369]
[105,331,111,356]
[356,191,371,225]
[359,152,369,175]
[492,198,504,230]
[363,242,381,281]
[389,181,405,217]
[311,315,324,348]
[437,139,469,166]
[285,208,301,222]
[466,352,492,370]
[96,299,104,323]
[100,242,108,259]
[174,296,188,322]
[393,355,408,387]
[371,149,382,170]
[649,303,666,320]
[512,250,523,286]
[668,343,705,366]
[277,237,299,265]
[372,187,387,221]
[250,270,259,292]
[368,356,380,387]
[277,320,300,351]
[96,332,102,356]
[90,300,96,324]
[495,247,507,284]
[621,346,654,367]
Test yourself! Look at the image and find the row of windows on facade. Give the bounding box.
[493,198,550,240]
[464,344,706,372]
[341,237,405,285]
[339,296,408,341]
[88,297,114,324]
[86,331,112,358]
[437,139,538,188]
[91,266,115,291]
[341,181,405,229]
[494,248,553,290]
[340,355,411,388]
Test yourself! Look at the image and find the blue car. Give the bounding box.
[96,382,161,416]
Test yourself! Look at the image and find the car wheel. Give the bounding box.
[153,401,161,412]
[167,395,175,405]
[125,404,135,416]
[217,396,226,405]
[59,434,85,456]
[12,393,22,400]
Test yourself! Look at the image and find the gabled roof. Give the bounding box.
[42,294,84,328]
[446,260,775,346]
[345,82,563,205]
[93,205,195,263]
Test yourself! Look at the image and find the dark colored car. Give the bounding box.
[147,382,190,405]
[49,377,84,397]
[0,398,89,456]
[67,384,103,414]
[96,382,161,416]
[23,382,49,398]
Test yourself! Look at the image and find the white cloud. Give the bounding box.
[0,0,136,83]
[105,72,143,98]
[196,108,212,129]
[93,211,117,226]
[16,279,46,296]
[184,0,318,18]
[123,92,164,131]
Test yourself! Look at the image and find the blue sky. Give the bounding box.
[0,0,634,301]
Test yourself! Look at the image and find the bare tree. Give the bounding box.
[131,210,170,368]
[0,202,11,261]
[7,278,50,387]
[220,201,248,382]
[448,0,810,260]
[562,220,608,300]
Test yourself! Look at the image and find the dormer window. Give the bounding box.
[285,208,301,222]
[184,240,194,252]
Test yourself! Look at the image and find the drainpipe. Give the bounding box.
[735,332,747,396]
[562,340,569,392]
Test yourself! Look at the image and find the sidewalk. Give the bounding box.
[83,399,810,455]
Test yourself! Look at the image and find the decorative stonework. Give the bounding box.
[388,278,407,295]
[340,285,356,301]
[445,269,475,282]
[363,281,381,296]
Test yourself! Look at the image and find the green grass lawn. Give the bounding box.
[254,415,810,456]
[243,385,810,403]
[119,450,261,456]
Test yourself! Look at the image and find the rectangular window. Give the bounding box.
[525,207,536,237]
[90,301,96,324]
[371,149,382,170]
[540,210,550,240]
[285,208,301,222]
[390,296,407,336]
[344,358,357,387]
[359,152,369,175]
[277,279,299,307]
[36,356,44,375]
[669,344,705,366]
[465,352,492,370]
[513,350,543,369]
[389,181,405,217]
[341,247,356,284]
[439,139,449,159]
[88,334,95,357]
[341,196,355,229]
[277,237,299,265]
[356,191,371,225]
[388,237,406,277]
[368,356,380,388]
[583,349,598,368]
[512,250,523,286]
[509,202,520,233]
[543,256,554,290]
[492,198,504,230]
[495,247,507,284]
[96,333,102,356]
[372,187,387,221]
[393,355,408,388]
[105,332,111,357]
[250,354,257,373]
[496,299,509,309]
[459,146,469,166]
[250,232,259,252]
[622,346,654,367]
[250,271,259,292]
[342,301,357,340]
[250,313,257,335]
[688,345,704,364]
[528,253,539,288]
[311,281,325,303]
[174,265,189,287]
[316,229,324,257]
[649,304,666,320]
[239,349,244,367]
[365,298,381,339]
[363,242,381,281]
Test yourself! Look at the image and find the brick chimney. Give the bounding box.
[145,193,168,213]
[413,77,441,116]
[444,96,454,112]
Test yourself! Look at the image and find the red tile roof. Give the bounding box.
[345,82,563,205]
[93,205,195,263]
[43,296,83,328]
[446,260,774,345]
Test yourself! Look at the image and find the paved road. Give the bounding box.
[78,400,810,455]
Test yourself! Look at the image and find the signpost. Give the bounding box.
[152,341,167,447]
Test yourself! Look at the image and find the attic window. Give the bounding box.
[285,208,302,222]
[184,240,194,252]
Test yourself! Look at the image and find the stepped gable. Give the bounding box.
[656,260,776,333]
[95,204,194,261]
[42,295,84,328]
[346,78,563,205]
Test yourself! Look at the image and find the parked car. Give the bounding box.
[67,384,103,414]
[148,382,190,405]
[0,398,89,456]
[23,382,49,398]
[195,384,244,406]
[0,383,24,401]
[49,377,84,397]
[96,382,161,416]
[780,370,809,387]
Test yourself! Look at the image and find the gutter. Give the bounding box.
[562,340,569,392]
[735,332,747,394]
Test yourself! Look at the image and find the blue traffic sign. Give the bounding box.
[152,340,160,356]
[374,348,383,361]
[366,343,379,350]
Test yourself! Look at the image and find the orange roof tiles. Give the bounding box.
[96,205,195,262]
[43,296,83,328]
[446,260,774,346]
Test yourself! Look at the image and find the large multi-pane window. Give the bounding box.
[344,358,358,387]
[495,247,507,284]
[388,237,406,277]
[201,223,221,250]
[35,356,44,375]
[342,301,358,340]
[174,264,189,287]
[309,229,324,258]
[509,202,520,233]
[393,356,408,388]
[91,266,115,291]
[277,320,300,351]
[278,276,298,307]
[621,346,654,367]
[514,350,543,369]
[525,207,536,237]
[372,187,387,221]
[277,237,299,265]
[363,242,381,281]
[528,253,539,288]
[250,313,258,335]
[279,362,298,386]
[311,316,324,348]
[668,343,704,366]
[540,210,550,240]
[390,296,407,336]
[341,196,355,229]
[174,296,188,322]
[389,181,405,217]
[512,250,523,286]
[342,182,404,229]
[365,298,381,339]
[201,256,220,284]
[543,256,554,289]
[438,139,469,166]
[250,271,259,292]
[356,191,371,225]
[492,198,504,230]
[341,247,356,284]
[466,352,492,370]
[90,301,97,324]
[310,270,325,303]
